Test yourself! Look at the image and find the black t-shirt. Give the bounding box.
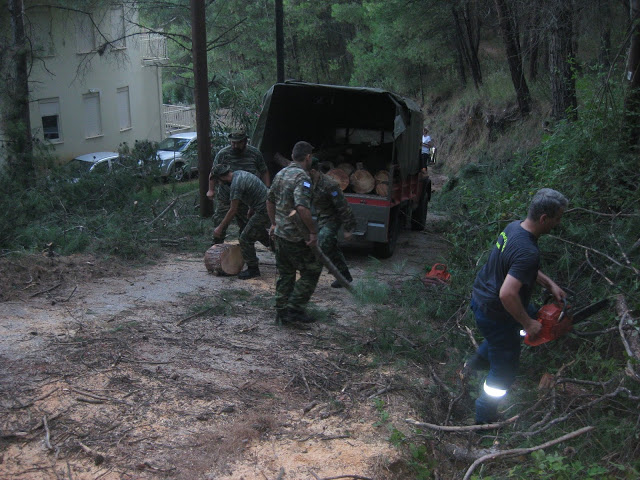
[472,220,539,319]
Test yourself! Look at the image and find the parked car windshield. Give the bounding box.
[157,137,190,152]
[66,159,96,175]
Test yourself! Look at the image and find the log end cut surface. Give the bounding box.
[204,244,245,275]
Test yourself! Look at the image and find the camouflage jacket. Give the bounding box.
[211,145,267,178]
[267,163,313,242]
[229,170,268,212]
[312,173,356,231]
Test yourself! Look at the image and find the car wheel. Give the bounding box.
[172,164,187,182]
[373,206,400,259]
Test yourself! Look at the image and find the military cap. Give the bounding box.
[228,130,248,141]
[211,163,232,177]
[310,156,320,171]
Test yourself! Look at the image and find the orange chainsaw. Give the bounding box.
[524,297,609,346]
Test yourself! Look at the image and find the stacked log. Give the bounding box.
[204,244,245,275]
[349,162,375,194]
[326,168,350,191]
[337,162,355,176]
[374,170,390,197]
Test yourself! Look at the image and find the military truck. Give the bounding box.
[252,81,431,258]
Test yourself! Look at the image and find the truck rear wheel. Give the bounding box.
[373,207,399,259]
[411,178,431,231]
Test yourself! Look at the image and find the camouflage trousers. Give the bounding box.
[274,237,322,313]
[318,221,349,276]
[239,210,270,268]
[213,183,248,241]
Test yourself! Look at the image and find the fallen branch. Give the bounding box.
[78,441,106,465]
[30,283,61,298]
[148,197,178,225]
[176,306,216,326]
[406,414,520,432]
[43,415,54,451]
[549,235,630,271]
[616,295,640,382]
[462,426,594,480]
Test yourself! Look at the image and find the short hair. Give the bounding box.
[527,188,568,221]
[292,141,314,162]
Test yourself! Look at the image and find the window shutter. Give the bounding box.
[117,87,131,130]
[83,93,102,137]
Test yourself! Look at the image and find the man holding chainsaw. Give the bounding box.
[467,188,568,424]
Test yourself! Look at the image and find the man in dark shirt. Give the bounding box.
[468,188,568,424]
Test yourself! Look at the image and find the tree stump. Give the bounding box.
[374,170,390,197]
[204,244,245,275]
[350,163,375,194]
[326,168,350,191]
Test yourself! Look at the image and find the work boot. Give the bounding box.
[238,266,260,280]
[461,353,490,380]
[276,309,313,329]
[331,270,353,288]
[285,309,316,324]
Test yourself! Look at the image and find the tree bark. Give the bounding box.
[275,0,285,83]
[624,0,640,146]
[7,0,33,181]
[548,0,577,121]
[191,0,213,217]
[494,0,531,115]
[451,3,482,89]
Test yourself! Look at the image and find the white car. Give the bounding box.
[154,132,198,181]
[67,152,122,181]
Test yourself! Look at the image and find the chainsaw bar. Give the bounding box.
[571,298,610,325]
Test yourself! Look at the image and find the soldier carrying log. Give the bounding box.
[309,158,356,288]
[209,164,270,280]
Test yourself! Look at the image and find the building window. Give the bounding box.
[76,13,95,53]
[39,98,62,142]
[109,6,126,49]
[117,87,131,131]
[83,93,102,138]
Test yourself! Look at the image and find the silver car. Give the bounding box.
[155,132,198,181]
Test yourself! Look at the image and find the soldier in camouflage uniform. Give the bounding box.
[207,131,270,243]
[266,141,322,325]
[210,164,270,279]
[309,158,357,288]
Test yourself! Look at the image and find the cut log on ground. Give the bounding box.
[350,168,375,194]
[204,244,245,276]
[374,170,390,197]
[327,169,350,191]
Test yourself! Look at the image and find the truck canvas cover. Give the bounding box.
[251,81,423,178]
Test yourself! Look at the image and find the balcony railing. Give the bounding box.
[163,104,196,136]
[140,33,168,63]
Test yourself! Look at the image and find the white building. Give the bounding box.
[17,2,168,162]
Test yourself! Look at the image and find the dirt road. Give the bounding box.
[1,208,450,479]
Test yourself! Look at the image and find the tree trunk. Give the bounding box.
[624,0,640,146]
[190,0,213,217]
[7,0,33,181]
[526,8,541,80]
[494,0,531,115]
[275,0,285,83]
[548,0,577,121]
[451,3,483,89]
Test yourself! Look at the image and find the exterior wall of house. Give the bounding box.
[25,4,166,163]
